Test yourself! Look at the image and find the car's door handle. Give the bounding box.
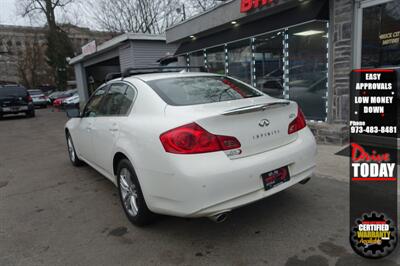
[109,123,119,133]
[86,124,93,131]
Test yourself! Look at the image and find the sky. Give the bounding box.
[0,0,32,26]
[0,0,94,28]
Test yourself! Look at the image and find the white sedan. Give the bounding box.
[65,72,317,226]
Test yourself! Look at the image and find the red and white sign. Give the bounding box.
[351,143,396,181]
[81,40,97,55]
[240,0,279,13]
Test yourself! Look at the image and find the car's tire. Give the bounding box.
[26,110,35,118]
[66,133,83,167]
[117,159,155,226]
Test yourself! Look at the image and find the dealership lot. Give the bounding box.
[0,109,399,266]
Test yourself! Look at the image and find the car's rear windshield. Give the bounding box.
[146,76,263,106]
[0,87,27,97]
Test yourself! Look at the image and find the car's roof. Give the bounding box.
[123,72,221,82]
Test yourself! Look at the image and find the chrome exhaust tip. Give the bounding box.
[300,177,311,185]
[209,212,230,223]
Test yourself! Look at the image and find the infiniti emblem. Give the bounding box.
[259,119,270,127]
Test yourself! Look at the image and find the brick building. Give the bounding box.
[0,24,115,88]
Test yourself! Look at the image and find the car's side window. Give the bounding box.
[83,87,107,118]
[119,85,136,115]
[101,83,128,116]
[101,83,136,116]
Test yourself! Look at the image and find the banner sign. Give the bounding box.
[349,69,398,258]
[240,0,279,13]
[82,40,97,56]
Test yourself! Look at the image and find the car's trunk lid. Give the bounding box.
[165,96,299,158]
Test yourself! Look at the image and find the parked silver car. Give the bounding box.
[28,89,48,108]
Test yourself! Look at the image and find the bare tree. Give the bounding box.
[18,0,75,89]
[18,0,75,28]
[82,0,180,34]
[17,36,52,89]
[84,0,222,34]
[186,0,221,12]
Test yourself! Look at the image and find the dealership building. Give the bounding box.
[166,0,400,144]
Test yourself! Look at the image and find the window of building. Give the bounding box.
[227,39,252,84]
[182,21,330,121]
[254,31,284,98]
[361,1,400,68]
[288,21,328,121]
[205,46,225,75]
[189,50,204,67]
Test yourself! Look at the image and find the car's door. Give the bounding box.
[92,82,136,174]
[76,86,108,161]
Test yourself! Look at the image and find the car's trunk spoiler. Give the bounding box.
[221,101,291,116]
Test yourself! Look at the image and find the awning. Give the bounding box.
[175,0,329,55]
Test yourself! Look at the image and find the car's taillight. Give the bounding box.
[28,95,32,102]
[160,123,241,154]
[288,106,307,134]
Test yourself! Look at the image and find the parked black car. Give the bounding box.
[0,85,35,119]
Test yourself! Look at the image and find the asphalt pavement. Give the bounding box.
[0,109,398,266]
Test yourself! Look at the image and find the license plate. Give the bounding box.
[3,106,27,112]
[261,166,290,191]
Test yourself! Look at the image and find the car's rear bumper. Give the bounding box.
[191,165,315,217]
[1,104,34,115]
[138,128,317,218]
[32,100,47,106]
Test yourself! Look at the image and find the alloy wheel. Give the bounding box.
[119,168,139,217]
[67,137,76,162]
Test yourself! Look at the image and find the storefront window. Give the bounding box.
[206,46,225,75]
[189,50,205,67]
[288,21,328,121]
[254,31,284,98]
[182,20,330,121]
[361,1,400,68]
[227,40,252,84]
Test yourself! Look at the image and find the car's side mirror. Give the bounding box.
[66,108,81,118]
